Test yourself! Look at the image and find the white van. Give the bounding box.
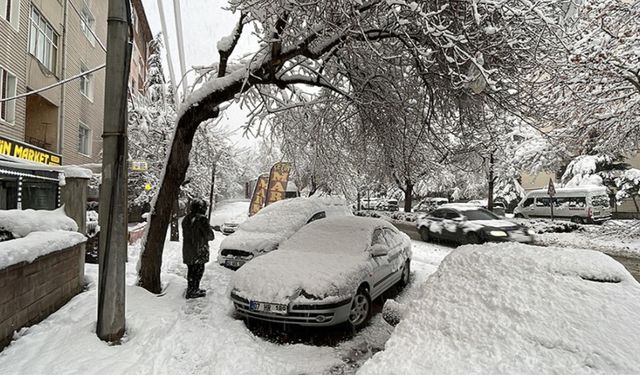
[513,187,612,224]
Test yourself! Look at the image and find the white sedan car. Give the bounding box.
[229,216,412,329]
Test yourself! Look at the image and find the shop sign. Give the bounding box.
[0,136,62,166]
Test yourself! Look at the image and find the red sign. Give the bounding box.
[547,178,556,196]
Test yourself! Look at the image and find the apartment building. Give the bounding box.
[0,0,153,210]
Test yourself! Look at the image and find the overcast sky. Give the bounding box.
[141,0,261,147]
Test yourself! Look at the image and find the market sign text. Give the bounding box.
[0,136,62,166]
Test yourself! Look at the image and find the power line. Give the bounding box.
[0,64,106,102]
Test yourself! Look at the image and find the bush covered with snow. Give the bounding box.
[0,207,78,238]
[512,218,583,234]
[354,210,418,223]
[359,243,640,374]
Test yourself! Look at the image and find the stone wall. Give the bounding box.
[0,242,84,351]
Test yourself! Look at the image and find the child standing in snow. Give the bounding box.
[181,198,215,299]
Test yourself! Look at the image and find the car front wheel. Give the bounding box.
[349,287,372,330]
[398,260,411,288]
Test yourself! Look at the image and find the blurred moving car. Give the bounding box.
[416,203,534,245]
[513,187,612,224]
[414,197,449,213]
[360,243,640,374]
[229,216,412,329]
[218,197,351,269]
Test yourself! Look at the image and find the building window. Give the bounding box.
[80,3,96,45]
[0,68,17,124]
[29,7,58,73]
[78,124,92,155]
[0,0,20,30]
[80,64,93,100]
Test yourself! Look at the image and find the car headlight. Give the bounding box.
[489,230,508,237]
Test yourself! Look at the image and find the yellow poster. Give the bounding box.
[265,162,292,206]
[248,174,270,216]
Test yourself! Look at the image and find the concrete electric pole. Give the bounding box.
[97,0,132,342]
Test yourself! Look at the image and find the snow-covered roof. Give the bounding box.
[231,217,391,303]
[526,186,608,195]
[359,243,640,374]
[0,207,78,237]
[61,166,94,179]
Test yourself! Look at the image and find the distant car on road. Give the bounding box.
[229,216,412,329]
[220,220,241,235]
[377,199,399,212]
[414,197,449,213]
[218,197,351,269]
[416,204,534,245]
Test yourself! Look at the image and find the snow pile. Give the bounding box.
[231,217,400,303]
[221,197,350,253]
[359,243,640,374]
[0,231,86,269]
[0,207,78,237]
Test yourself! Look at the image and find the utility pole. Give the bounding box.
[207,160,218,222]
[97,0,131,343]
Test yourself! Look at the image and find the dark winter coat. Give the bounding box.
[182,199,215,265]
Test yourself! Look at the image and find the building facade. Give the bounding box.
[0,0,152,210]
[0,0,152,167]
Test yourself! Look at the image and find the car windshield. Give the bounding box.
[591,195,610,208]
[463,209,500,221]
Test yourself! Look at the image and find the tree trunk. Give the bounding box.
[487,152,494,211]
[632,195,639,213]
[138,108,216,293]
[404,182,413,213]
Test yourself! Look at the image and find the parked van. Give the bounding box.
[513,187,611,224]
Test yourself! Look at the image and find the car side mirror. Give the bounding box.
[369,244,389,257]
[212,225,221,231]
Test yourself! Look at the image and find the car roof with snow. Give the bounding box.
[279,216,393,254]
[220,197,350,251]
[358,243,640,374]
[439,203,485,212]
[526,186,608,195]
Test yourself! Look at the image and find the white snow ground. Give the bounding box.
[0,201,451,375]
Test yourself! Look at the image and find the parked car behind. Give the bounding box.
[513,186,611,224]
[416,204,534,245]
[229,216,411,329]
[218,197,351,269]
[377,199,399,212]
[414,197,449,213]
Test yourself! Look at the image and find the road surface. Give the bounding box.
[394,221,640,282]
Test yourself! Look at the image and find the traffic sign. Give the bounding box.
[547,178,556,197]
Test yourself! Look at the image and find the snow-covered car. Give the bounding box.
[413,197,449,213]
[377,199,399,211]
[416,204,534,245]
[229,216,412,329]
[218,197,351,269]
[514,186,612,224]
[220,216,245,236]
[359,243,640,374]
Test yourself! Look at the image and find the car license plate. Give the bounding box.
[225,259,242,268]
[249,301,288,315]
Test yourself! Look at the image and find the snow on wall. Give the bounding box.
[359,243,640,374]
[0,207,78,238]
[0,231,86,270]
